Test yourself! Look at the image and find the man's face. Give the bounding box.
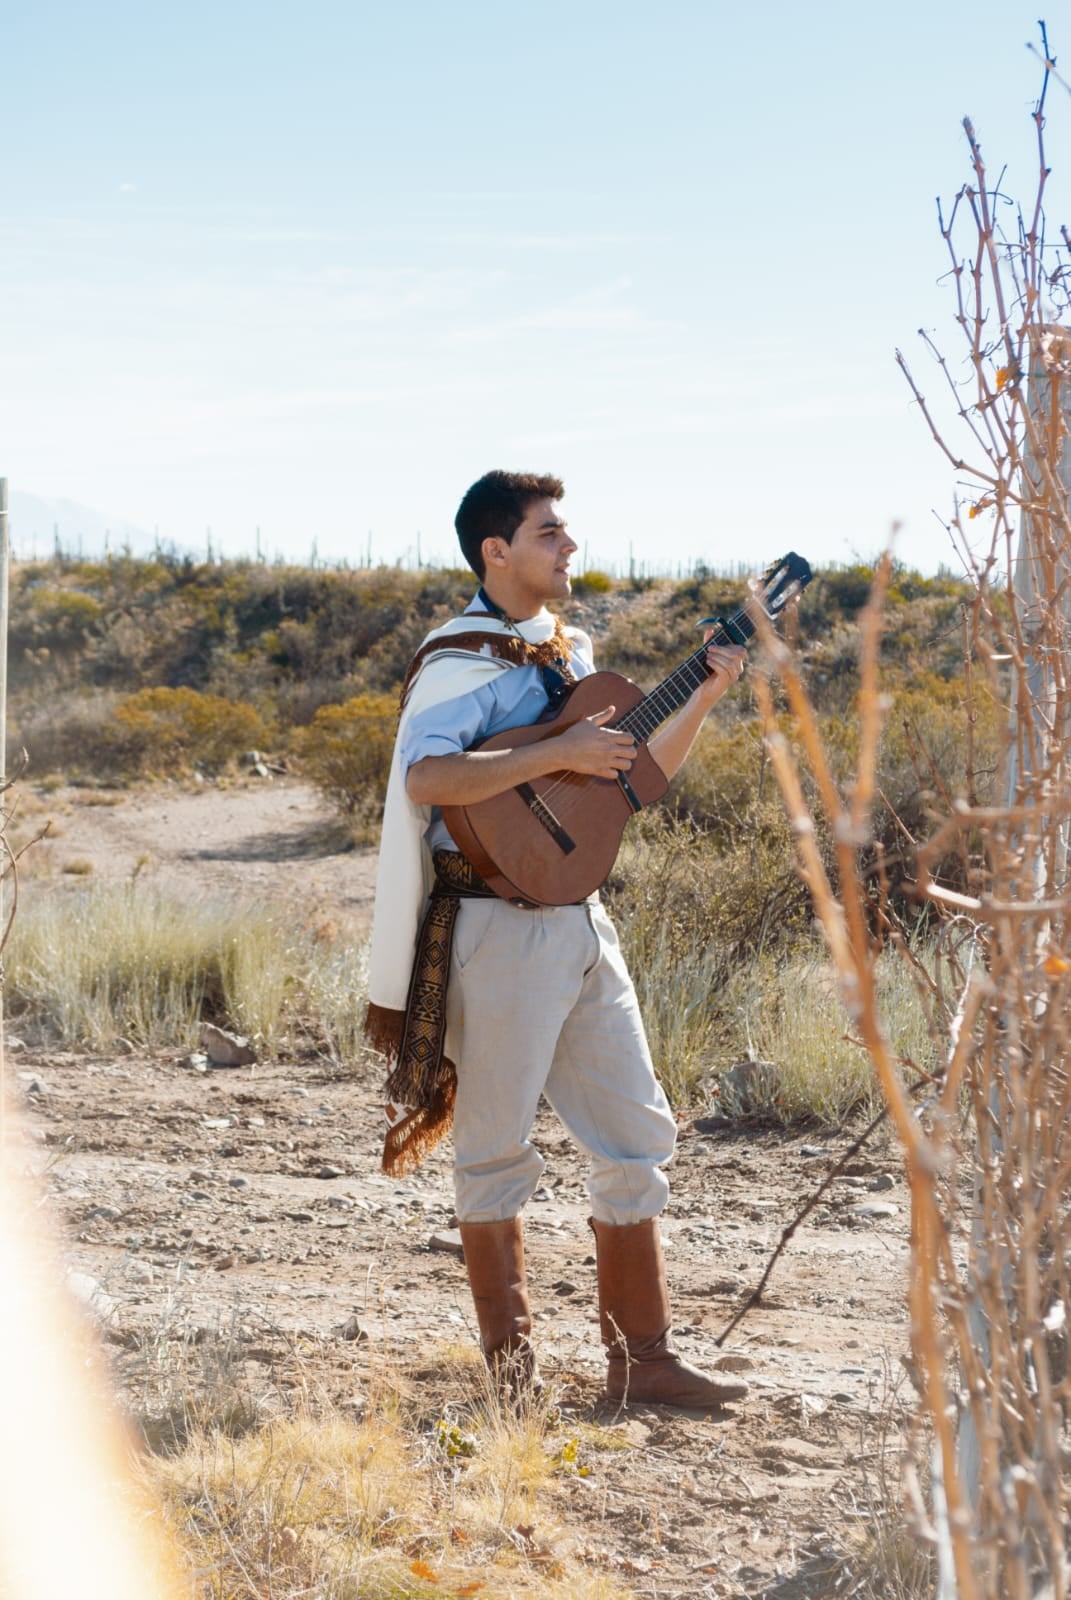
[486,497,577,604]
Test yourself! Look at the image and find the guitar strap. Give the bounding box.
[397,600,576,712]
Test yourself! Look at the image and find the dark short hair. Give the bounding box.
[454,469,565,579]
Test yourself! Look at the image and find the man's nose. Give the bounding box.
[562,533,578,554]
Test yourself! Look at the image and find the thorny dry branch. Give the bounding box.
[761,31,1071,1600]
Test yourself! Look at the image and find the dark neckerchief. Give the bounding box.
[474,587,574,709]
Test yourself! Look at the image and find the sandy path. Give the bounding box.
[23,777,379,927]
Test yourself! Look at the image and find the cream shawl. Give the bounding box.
[366,607,572,1025]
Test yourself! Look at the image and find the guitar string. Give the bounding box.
[531,603,759,821]
[532,606,755,818]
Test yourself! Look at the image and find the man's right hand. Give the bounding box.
[406,706,637,807]
[554,705,638,780]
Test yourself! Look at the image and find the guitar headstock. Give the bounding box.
[752,551,813,617]
[697,552,812,641]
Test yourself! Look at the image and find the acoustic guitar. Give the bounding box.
[442,551,812,907]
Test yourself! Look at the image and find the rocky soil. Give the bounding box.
[6,780,918,1600]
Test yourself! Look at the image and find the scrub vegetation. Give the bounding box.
[7,551,985,1123]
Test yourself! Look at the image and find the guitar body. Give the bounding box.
[441,671,670,907]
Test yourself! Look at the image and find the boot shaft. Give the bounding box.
[590,1217,672,1354]
[459,1218,532,1355]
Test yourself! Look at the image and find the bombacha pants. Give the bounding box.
[445,896,678,1225]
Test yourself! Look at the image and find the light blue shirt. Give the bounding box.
[400,615,596,853]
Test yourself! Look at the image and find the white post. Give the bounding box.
[952,328,1071,1568]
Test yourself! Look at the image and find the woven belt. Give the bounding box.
[429,848,498,899]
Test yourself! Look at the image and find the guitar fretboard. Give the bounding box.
[614,605,757,743]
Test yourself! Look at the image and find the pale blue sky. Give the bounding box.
[2,2,1066,573]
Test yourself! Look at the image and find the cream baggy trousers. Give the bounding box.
[445,896,678,1225]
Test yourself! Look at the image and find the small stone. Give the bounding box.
[317,1164,345,1180]
[851,1201,899,1219]
[66,1271,119,1329]
[5,1036,26,1053]
[285,1086,310,1098]
[327,1195,354,1210]
[251,762,270,779]
[713,1354,754,1373]
[800,1144,831,1158]
[869,1173,896,1192]
[23,1076,48,1097]
[181,1053,209,1073]
[429,1229,465,1257]
[228,1176,250,1190]
[551,1279,578,1296]
[202,1117,233,1130]
[128,1262,155,1284]
[86,1205,122,1222]
[285,1211,315,1224]
[188,1190,212,1201]
[201,1023,257,1068]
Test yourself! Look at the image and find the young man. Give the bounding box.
[365,469,748,1409]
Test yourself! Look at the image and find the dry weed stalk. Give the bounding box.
[756,35,1071,1600]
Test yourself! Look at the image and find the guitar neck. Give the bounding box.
[615,606,757,744]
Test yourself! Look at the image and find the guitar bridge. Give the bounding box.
[515,783,576,855]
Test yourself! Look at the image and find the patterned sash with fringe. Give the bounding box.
[371,852,496,1176]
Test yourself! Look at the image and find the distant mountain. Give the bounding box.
[7,490,195,561]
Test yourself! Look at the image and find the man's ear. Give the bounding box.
[482,536,508,571]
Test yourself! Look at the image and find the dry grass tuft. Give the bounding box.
[137,1326,635,1600]
[5,885,373,1059]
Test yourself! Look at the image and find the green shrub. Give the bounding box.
[110,687,268,775]
[295,692,397,818]
[572,569,614,596]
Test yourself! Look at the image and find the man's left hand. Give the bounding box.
[696,641,747,707]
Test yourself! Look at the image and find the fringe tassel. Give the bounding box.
[363,1001,404,1063]
[381,1068,457,1176]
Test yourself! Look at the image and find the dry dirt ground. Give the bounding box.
[8,780,917,1600]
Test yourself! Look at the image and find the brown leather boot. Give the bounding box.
[459,1218,542,1402]
[590,1218,748,1410]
